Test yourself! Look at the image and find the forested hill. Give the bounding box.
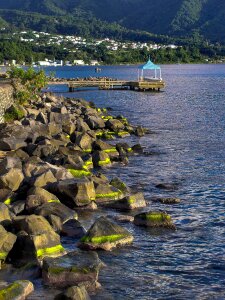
[0,0,224,44]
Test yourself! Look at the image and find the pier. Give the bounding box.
[48,78,165,92]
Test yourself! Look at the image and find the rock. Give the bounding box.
[94,183,123,204]
[56,285,90,300]
[0,224,17,262]
[134,126,145,137]
[0,137,27,151]
[0,280,34,299]
[78,216,133,251]
[34,202,78,224]
[93,141,119,159]
[75,133,93,152]
[0,156,22,172]
[134,211,176,229]
[92,151,111,168]
[11,215,66,262]
[31,144,57,158]
[30,170,57,188]
[131,144,143,153]
[46,214,62,232]
[0,168,24,192]
[85,115,105,130]
[61,220,86,238]
[62,122,76,135]
[151,197,181,204]
[48,123,62,136]
[75,119,91,132]
[0,189,16,205]
[25,195,48,213]
[49,179,95,207]
[36,112,48,124]
[105,119,124,131]
[107,192,146,210]
[10,200,26,216]
[27,187,60,205]
[110,177,129,193]
[109,214,134,223]
[42,250,102,291]
[155,183,179,190]
[0,203,11,225]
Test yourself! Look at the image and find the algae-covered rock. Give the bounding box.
[42,250,102,291]
[56,285,90,300]
[78,216,133,251]
[92,151,111,168]
[34,202,78,224]
[134,211,176,229]
[11,215,66,262]
[0,189,16,205]
[0,225,17,262]
[49,179,95,207]
[26,187,60,212]
[94,183,123,204]
[110,177,129,193]
[0,168,24,192]
[107,192,146,211]
[0,280,34,300]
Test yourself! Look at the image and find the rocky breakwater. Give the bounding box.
[0,92,176,299]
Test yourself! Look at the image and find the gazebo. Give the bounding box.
[138,58,162,81]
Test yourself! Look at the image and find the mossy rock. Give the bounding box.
[0,280,34,300]
[134,211,176,229]
[4,104,25,122]
[42,251,102,291]
[78,216,133,251]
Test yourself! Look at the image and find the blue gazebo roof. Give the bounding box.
[139,59,161,70]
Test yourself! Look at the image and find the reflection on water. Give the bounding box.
[33,64,225,299]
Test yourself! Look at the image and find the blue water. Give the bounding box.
[42,64,225,299]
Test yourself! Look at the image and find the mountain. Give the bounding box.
[0,0,224,43]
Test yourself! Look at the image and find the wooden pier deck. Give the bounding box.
[48,78,165,92]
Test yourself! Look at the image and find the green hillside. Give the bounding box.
[0,0,224,43]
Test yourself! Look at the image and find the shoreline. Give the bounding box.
[0,90,176,298]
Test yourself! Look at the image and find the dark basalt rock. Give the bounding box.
[34,202,78,224]
[151,197,181,204]
[134,211,176,229]
[55,285,90,300]
[78,216,133,251]
[42,250,102,291]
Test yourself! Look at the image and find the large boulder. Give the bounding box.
[49,179,95,207]
[0,280,34,299]
[42,251,102,291]
[11,215,66,262]
[78,216,133,251]
[61,220,86,238]
[34,202,78,224]
[0,224,17,262]
[0,168,24,192]
[107,192,146,211]
[29,170,57,188]
[134,211,176,229]
[94,183,123,204]
[27,187,60,205]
